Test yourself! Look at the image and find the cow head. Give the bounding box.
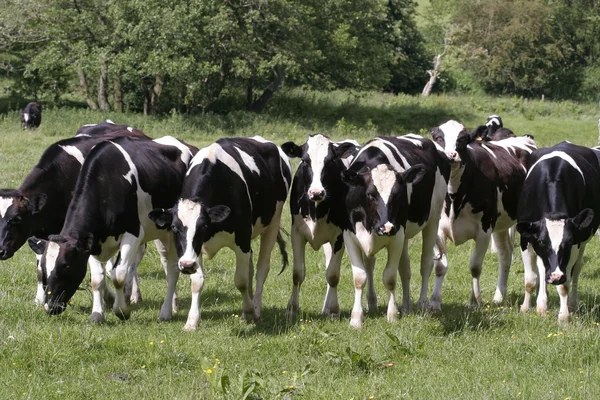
[486,115,503,129]
[149,200,231,274]
[0,189,47,260]
[517,209,594,285]
[282,134,357,203]
[27,233,92,314]
[430,120,471,164]
[342,163,426,236]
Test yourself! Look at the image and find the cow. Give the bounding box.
[430,120,537,310]
[21,102,42,130]
[27,136,196,324]
[516,141,600,324]
[148,136,292,331]
[340,134,450,328]
[281,134,364,319]
[469,114,516,142]
[75,120,145,137]
[0,129,151,305]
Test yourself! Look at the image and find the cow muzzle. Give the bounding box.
[307,188,326,202]
[0,247,14,260]
[179,260,198,274]
[376,222,395,236]
[547,271,566,285]
[445,151,460,163]
[44,301,67,315]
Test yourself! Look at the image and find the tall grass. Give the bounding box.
[1,90,600,399]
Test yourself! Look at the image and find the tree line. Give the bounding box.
[1,0,599,115]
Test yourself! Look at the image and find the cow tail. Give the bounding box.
[276,229,289,275]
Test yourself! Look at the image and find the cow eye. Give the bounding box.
[7,216,22,225]
[171,224,179,233]
[367,192,377,201]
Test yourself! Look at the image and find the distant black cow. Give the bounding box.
[21,102,42,130]
[75,119,145,137]
[341,134,450,328]
[149,136,292,331]
[0,129,151,305]
[430,120,536,310]
[517,142,600,324]
[28,136,196,324]
[281,134,363,319]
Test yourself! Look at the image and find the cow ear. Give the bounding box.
[75,232,94,253]
[470,125,488,140]
[516,221,540,241]
[208,205,231,224]
[27,237,47,255]
[333,142,356,158]
[341,170,364,187]
[149,208,173,230]
[281,142,303,158]
[571,208,595,241]
[28,194,47,215]
[401,164,426,185]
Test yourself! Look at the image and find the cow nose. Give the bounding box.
[308,189,326,202]
[179,260,197,274]
[0,249,7,260]
[446,151,459,161]
[548,271,566,285]
[376,222,395,236]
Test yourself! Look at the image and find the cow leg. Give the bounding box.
[322,241,343,318]
[557,283,570,325]
[286,227,307,319]
[468,233,491,309]
[89,256,108,323]
[156,240,180,323]
[365,254,377,313]
[520,242,538,313]
[385,236,404,321]
[155,239,178,313]
[536,256,548,315]
[429,233,448,311]
[184,269,204,331]
[35,253,44,306]
[344,233,367,328]
[111,233,143,320]
[234,247,255,321]
[125,244,146,305]
[398,237,411,314]
[568,244,586,315]
[492,230,514,304]
[417,221,439,311]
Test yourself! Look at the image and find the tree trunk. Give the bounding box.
[79,69,98,110]
[246,80,254,111]
[142,79,150,116]
[113,76,123,113]
[150,73,164,115]
[422,34,449,97]
[248,65,285,113]
[97,59,110,111]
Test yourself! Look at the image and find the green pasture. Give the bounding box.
[1,90,600,399]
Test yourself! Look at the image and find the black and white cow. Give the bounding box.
[517,141,600,324]
[149,136,292,330]
[0,130,150,304]
[75,119,145,138]
[469,115,516,142]
[21,102,42,130]
[430,120,537,310]
[281,134,362,318]
[27,136,196,324]
[341,134,450,328]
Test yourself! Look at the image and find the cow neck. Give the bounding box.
[447,162,465,195]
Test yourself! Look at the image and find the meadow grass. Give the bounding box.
[1,90,600,399]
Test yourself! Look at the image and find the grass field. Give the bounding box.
[1,90,600,399]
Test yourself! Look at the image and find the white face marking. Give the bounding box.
[486,116,501,127]
[235,147,260,175]
[438,120,465,153]
[127,127,133,132]
[0,197,13,218]
[59,145,85,165]
[371,164,396,205]
[526,151,585,183]
[152,136,193,165]
[546,219,566,254]
[178,199,202,262]
[45,241,60,278]
[23,113,30,122]
[306,135,332,193]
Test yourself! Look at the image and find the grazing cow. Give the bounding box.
[430,120,537,310]
[281,134,363,318]
[517,141,600,324]
[149,136,292,331]
[75,120,145,137]
[27,136,196,324]
[0,129,151,305]
[341,134,450,328]
[21,102,42,130]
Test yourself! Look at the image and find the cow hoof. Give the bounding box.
[428,301,442,313]
[286,303,299,319]
[322,307,340,319]
[183,323,197,332]
[158,313,172,322]
[114,309,131,321]
[520,304,530,313]
[558,313,570,326]
[536,306,548,316]
[241,311,257,322]
[90,312,105,324]
[349,318,363,329]
[416,300,429,312]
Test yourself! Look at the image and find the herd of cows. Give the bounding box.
[1,115,599,330]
